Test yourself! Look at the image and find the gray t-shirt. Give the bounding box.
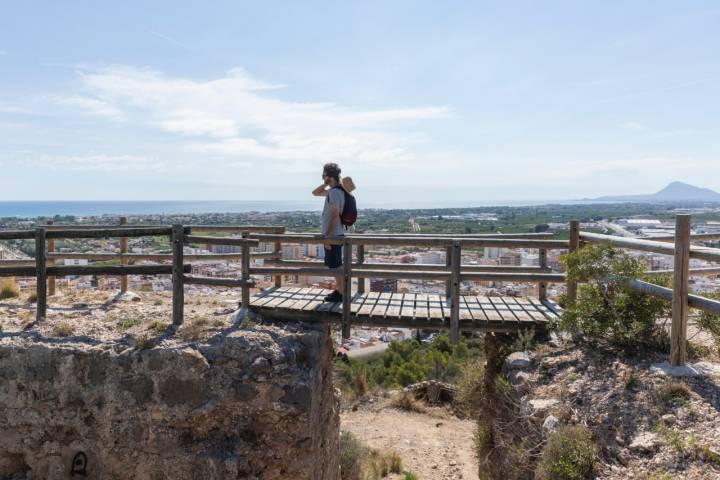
[322,187,345,237]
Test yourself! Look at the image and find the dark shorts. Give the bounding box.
[324,244,343,269]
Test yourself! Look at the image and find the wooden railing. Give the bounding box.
[0,225,569,344]
[242,231,571,343]
[579,214,720,366]
[3,215,719,366]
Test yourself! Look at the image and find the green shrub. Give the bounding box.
[402,472,418,480]
[696,292,720,354]
[536,425,596,480]
[117,315,141,331]
[336,334,482,396]
[454,357,485,416]
[0,279,20,300]
[560,244,671,351]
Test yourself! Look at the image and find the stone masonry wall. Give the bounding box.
[0,322,340,479]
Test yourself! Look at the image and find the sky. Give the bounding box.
[1,1,719,204]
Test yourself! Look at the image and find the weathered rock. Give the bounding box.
[629,432,660,454]
[520,397,560,417]
[542,415,559,436]
[507,370,532,394]
[0,323,340,479]
[504,352,532,371]
[661,413,677,425]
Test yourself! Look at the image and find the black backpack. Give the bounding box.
[334,186,357,229]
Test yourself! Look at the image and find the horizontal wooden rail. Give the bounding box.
[183,235,260,247]
[625,278,720,315]
[188,225,285,233]
[265,259,552,273]
[0,266,35,277]
[249,265,452,280]
[651,233,720,242]
[645,267,720,277]
[183,275,256,288]
[461,272,566,283]
[46,227,179,239]
[580,231,720,262]
[0,230,36,240]
[0,260,35,267]
[46,264,191,277]
[46,251,278,261]
[349,232,556,239]
[249,233,569,249]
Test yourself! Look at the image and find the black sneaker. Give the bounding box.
[324,290,343,302]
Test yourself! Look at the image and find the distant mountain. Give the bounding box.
[592,182,720,203]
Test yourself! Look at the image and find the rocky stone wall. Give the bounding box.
[0,322,340,479]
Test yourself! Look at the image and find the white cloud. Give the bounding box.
[22,153,166,172]
[61,65,448,167]
[53,95,125,120]
[0,50,7,56]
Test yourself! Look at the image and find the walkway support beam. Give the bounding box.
[356,244,365,294]
[342,237,352,339]
[171,225,184,326]
[241,232,251,309]
[538,249,548,301]
[35,228,47,322]
[449,241,461,344]
[120,216,128,293]
[47,220,55,296]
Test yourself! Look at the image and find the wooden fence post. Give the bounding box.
[566,220,580,306]
[341,237,352,339]
[538,248,548,301]
[241,232,251,309]
[449,241,461,344]
[46,220,55,296]
[356,244,365,294]
[445,246,452,298]
[670,214,691,366]
[35,228,47,321]
[120,216,128,293]
[171,225,184,326]
[274,227,284,287]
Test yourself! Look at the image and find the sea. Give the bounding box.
[0,199,570,218]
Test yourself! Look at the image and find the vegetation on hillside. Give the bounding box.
[560,243,672,351]
[336,334,482,397]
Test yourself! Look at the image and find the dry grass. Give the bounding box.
[0,279,20,300]
[178,317,210,341]
[52,321,75,337]
[390,392,428,414]
[147,320,167,333]
[339,431,403,480]
[659,381,691,404]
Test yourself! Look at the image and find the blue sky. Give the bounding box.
[1,1,719,204]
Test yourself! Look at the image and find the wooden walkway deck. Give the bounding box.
[248,287,560,332]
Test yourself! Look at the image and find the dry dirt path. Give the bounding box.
[341,402,478,480]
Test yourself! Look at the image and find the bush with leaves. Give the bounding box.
[535,425,596,480]
[696,291,720,355]
[560,243,671,351]
[336,334,482,396]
